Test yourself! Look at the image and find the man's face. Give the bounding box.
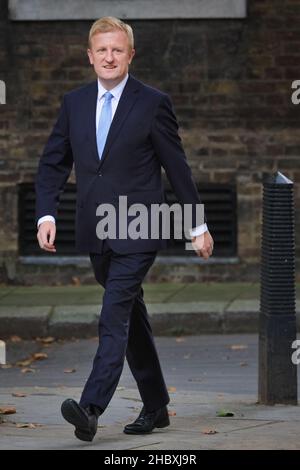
[87,30,135,88]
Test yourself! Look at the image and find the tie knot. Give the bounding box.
[103,91,113,102]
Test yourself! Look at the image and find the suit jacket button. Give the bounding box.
[98,172,102,177]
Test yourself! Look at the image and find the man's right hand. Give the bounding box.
[37,221,56,253]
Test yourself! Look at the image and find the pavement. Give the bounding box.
[1,283,299,450]
[0,282,300,339]
[0,334,300,450]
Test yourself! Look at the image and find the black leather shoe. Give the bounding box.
[61,399,101,442]
[123,405,170,435]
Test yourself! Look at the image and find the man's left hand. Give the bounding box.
[192,231,214,259]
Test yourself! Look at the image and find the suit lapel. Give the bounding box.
[98,75,141,168]
[85,80,100,167]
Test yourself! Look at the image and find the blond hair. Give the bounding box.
[88,16,134,49]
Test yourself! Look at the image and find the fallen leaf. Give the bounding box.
[12,392,27,398]
[229,344,248,350]
[64,368,76,374]
[202,428,218,435]
[116,386,125,391]
[71,276,81,286]
[0,364,12,369]
[168,387,177,393]
[16,423,42,429]
[168,411,177,416]
[10,335,22,343]
[0,407,16,415]
[175,337,186,343]
[240,362,248,367]
[36,337,55,344]
[16,359,33,367]
[21,368,36,374]
[217,409,235,417]
[32,353,48,361]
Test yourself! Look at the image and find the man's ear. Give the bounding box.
[128,48,135,65]
[87,49,93,65]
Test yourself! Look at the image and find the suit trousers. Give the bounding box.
[79,241,170,412]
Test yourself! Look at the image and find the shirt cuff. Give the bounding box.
[189,223,208,238]
[37,215,56,228]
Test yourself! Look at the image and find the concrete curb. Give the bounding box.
[0,301,299,339]
[0,306,51,338]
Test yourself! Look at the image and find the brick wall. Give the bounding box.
[0,0,299,283]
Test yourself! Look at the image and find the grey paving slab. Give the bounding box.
[1,387,299,450]
[0,287,17,301]
[0,286,104,307]
[5,286,100,295]
[192,420,300,451]
[143,283,187,303]
[133,420,300,450]
[169,283,252,303]
[236,284,260,300]
[0,284,182,306]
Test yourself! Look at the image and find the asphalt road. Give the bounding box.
[2,334,260,395]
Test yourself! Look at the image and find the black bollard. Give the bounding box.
[258,171,297,405]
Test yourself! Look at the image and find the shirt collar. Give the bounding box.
[97,74,129,100]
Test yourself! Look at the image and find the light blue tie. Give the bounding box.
[97,91,113,159]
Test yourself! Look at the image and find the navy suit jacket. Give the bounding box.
[35,75,205,254]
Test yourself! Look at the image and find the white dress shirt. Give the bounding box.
[38,74,208,238]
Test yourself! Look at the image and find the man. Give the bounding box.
[35,17,214,442]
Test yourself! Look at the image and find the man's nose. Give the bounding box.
[105,51,114,62]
